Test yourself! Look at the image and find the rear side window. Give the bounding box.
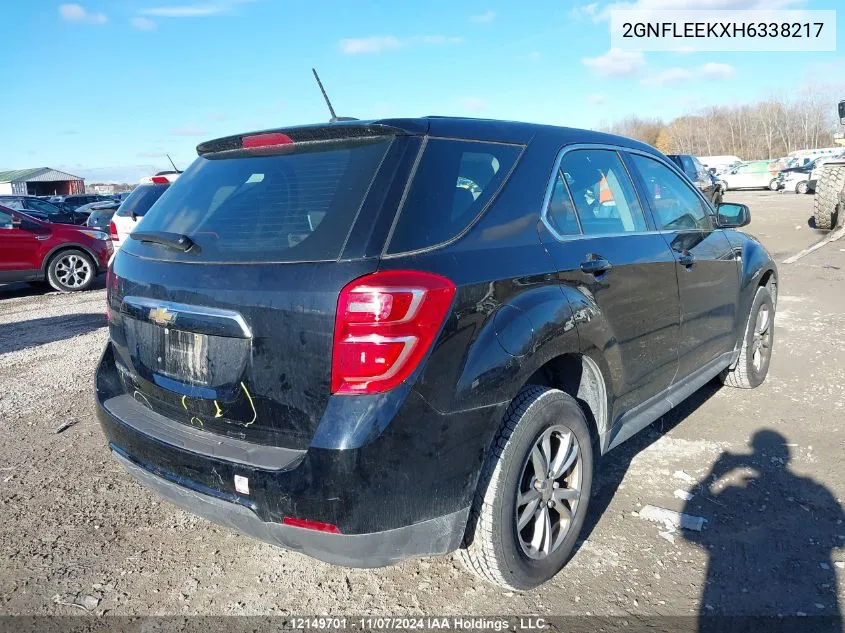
[386,139,521,254]
[560,149,648,235]
[545,171,580,236]
[126,137,392,263]
[116,184,169,218]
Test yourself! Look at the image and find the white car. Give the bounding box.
[110,172,179,247]
[720,161,779,191]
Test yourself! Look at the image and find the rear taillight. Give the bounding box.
[331,270,456,395]
[151,176,170,184]
[109,221,118,241]
[242,132,293,149]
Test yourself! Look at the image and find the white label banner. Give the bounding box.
[610,10,837,52]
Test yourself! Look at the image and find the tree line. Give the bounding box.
[600,84,844,161]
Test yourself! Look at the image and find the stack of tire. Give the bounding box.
[813,162,845,230]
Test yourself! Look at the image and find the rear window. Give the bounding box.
[386,139,522,254]
[116,183,169,218]
[124,137,392,263]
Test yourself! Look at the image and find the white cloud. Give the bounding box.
[170,126,207,136]
[456,97,489,113]
[139,0,255,18]
[588,93,607,106]
[570,2,599,19]
[131,16,157,30]
[340,35,462,55]
[470,10,496,24]
[583,0,805,22]
[581,48,646,77]
[59,4,108,25]
[641,61,736,86]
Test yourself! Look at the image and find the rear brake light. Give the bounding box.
[109,221,118,241]
[151,176,170,184]
[282,517,341,533]
[243,132,293,149]
[332,270,456,395]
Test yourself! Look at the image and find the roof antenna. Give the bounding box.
[166,154,182,173]
[312,68,357,123]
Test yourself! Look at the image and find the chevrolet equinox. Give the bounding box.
[96,117,777,589]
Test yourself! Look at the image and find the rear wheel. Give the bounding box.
[813,164,845,230]
[769,178,779,191]
[795,181,808,195]
[457,386,593,590]
[47,249,96,293]
[722,286,774,389]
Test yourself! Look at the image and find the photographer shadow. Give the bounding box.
[683,429,843,630]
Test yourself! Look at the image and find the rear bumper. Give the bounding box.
[95,342,502,566]
[111,447,467,567]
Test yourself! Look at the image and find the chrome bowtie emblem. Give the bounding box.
[149,306,176,326]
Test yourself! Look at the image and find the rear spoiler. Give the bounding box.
[197,119,430,157]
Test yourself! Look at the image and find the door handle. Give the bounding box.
[580,255,613,276]
[678,252,696,268]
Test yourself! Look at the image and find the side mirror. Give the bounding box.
[717,202,750,228]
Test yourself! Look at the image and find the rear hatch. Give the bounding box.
[107,124,421,450]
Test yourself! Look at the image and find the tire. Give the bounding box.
[719,180,728,191]
[46,249,96,293]
[795,181,808,195]
[721,286,774,389]
[457,386,594,590]
[813,164,845,230]
[769,178,779,192]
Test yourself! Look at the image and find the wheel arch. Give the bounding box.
[41,243,99,274]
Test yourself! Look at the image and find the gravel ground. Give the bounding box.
[0,190,843,618]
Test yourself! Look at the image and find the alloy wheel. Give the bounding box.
[515,425,582,559]
[751,304,772,372]
[55,254,92,289]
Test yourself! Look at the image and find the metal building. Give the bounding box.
[0,167,85,196]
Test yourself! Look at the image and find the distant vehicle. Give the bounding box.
[0,195,86,225]
[720,160,779,191]
[667,154,723,206]
[699,155,743,172]
[777,163,814,194]
[59,194,112,212]
[109,173,179,247]
[77,200,121,229]
[0,204,112,291]
[111,192,132,202]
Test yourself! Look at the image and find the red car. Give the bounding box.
[0,205,113,292]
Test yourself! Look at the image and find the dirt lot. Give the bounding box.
[1,190,843,619]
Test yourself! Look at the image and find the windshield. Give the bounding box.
[124,137,393,263]
[26,199,63,215]
[115,183,169,219]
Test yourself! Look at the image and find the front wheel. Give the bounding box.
[722,286,774,389]
[795,181,808,195]
[457,386,594,590]
[769,178,780,191]
[47,249,96,292]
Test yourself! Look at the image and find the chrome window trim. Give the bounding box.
[539,143,716,242]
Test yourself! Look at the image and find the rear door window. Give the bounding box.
[559,149,648,235]
[124,137,393,263]
[386,139,522,254]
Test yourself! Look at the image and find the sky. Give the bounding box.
[0,0,842,183]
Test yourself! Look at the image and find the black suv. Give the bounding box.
[668,154,723,206]
[0,195,86,224]
[96,118,777,590]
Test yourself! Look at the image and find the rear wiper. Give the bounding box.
[130,231,196,252]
